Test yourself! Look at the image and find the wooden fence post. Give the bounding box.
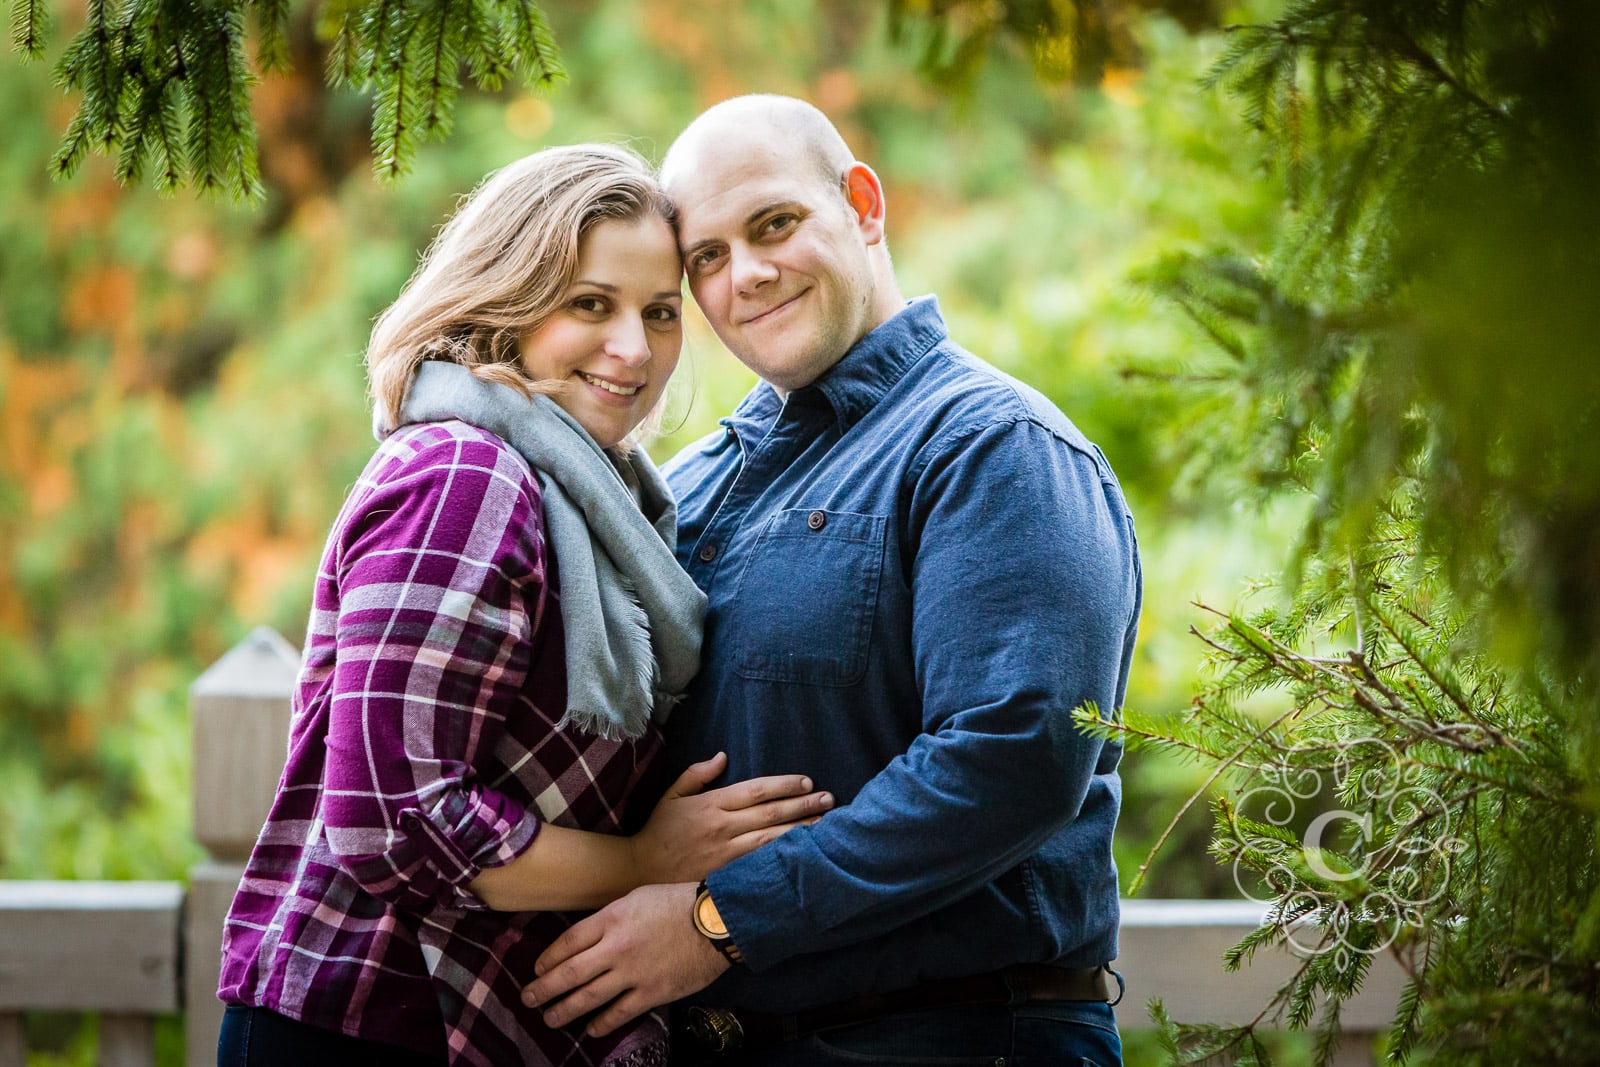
[186,628,299,1067]
[0,881,183,1067]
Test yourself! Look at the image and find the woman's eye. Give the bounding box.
[571,296,607,314]
[645,305,681,324]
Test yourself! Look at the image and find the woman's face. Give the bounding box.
[518,214,683,449]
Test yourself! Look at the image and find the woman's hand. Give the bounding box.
[629,752,833,884]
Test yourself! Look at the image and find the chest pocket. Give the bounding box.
[731,508,887,687]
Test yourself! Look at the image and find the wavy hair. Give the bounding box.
[366,144,678,427]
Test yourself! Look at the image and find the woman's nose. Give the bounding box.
[605,317,652,365]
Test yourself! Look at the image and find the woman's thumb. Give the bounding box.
[662,751,728,798]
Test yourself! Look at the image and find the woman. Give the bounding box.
[217,145,829,1067]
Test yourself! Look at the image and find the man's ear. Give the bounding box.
[843,163,886,245]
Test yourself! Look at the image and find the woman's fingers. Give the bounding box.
[712,773,818,810]
[732,791,835,832]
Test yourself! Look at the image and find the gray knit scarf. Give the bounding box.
[374,360,705,740]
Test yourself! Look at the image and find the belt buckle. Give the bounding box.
[684,1005,745,1055]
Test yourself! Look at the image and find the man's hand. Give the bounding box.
[524,882,730,1036]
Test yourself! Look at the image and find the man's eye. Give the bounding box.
[761,214,797,236]
[690,248,722,273]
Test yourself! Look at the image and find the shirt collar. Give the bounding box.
[809,295,947,430]
[719,295,948,437]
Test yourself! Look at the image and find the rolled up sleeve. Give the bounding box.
[321,431,547,913]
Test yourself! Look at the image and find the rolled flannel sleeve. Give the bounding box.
[320,432,548,913]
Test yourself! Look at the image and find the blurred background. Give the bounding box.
[11,0,1596,1063]
[1,0,1278,894]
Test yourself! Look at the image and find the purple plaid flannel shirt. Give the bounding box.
[219,421,670,1067]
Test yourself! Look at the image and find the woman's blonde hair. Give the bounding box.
[366,144,678,427]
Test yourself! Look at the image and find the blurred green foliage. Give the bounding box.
[1092,1,1600,1063]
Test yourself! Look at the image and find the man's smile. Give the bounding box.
[740,288,809,327]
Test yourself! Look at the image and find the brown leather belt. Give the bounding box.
[678,964,1122,1058]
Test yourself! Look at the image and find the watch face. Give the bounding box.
[696,891,729,938]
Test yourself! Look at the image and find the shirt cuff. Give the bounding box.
[394,787,541,912]
[706,841,809,971]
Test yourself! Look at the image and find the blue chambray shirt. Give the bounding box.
[663,296,1141,1012]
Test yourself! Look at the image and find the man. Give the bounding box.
[525,95,1141,1064]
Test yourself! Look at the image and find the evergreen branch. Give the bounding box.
[1123,703,1303,896]
[1077,711,1246,767]
[1384,21,1506,128]
[464,0,510,90]
[148,75,183,193]
[1398,756,1563,807]
[11,0,47,59]
[67,0,124,152]
[252,0,291,72]
[1366,597,1475,721]
[48,108,94,180]
[506,0,564,87]
[178,37,217,191]
[417,0,459,139]
[175,2,260,198]
[370,0,425,179]
[1347,554,1367,651]
[322,0,363,85]
[1388,978,1424,1063]
[1310,981,1345,1066]
[363,0,405,83]
[216,3,260,198]
[114,68,162,185]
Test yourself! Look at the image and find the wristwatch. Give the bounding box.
[692,882,744,965]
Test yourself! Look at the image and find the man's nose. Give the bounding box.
[731,243,779,291]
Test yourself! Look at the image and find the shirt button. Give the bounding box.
[807,510,827,531]
[698,543,718,563]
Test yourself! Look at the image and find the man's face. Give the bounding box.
[671,133,878,393]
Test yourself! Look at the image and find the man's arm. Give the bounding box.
[701,418,1139,962]
[528,417,1139,1030]
[525,882,727,1034]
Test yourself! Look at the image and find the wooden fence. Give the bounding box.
[0,630,1407,1066]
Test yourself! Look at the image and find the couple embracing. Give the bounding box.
[217,94,1141,1067]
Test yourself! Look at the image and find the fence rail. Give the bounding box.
[0,631,1406,1066]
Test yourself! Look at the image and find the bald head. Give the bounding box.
[661,94,904,393]
[662,94,855,200]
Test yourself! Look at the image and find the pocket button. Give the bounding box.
[807,510,827,531]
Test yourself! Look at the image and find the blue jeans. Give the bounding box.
[681,1001,1123,1066]
[217,1005,446,1067]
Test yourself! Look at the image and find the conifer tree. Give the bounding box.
[1091,1,1600,1062]
[11,0,564,194]
[8,0,1219,197]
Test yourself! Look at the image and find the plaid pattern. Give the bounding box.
[220,421,670,1066]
